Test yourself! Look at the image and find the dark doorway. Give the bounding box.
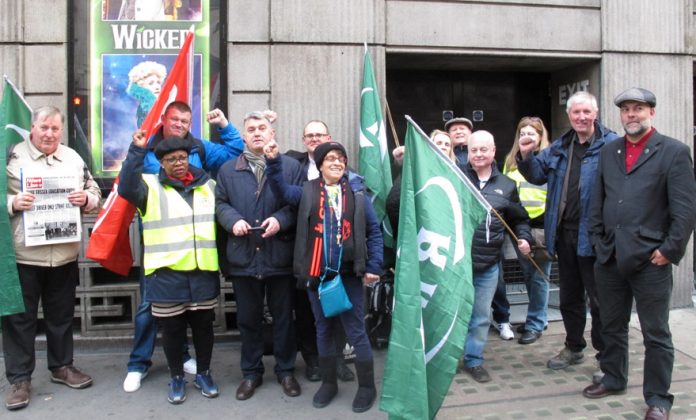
[385,68,551,168]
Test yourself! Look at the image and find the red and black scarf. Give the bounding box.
[307,178,354,277]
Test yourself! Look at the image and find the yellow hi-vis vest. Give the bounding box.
[504,168,547,220]
[140,174,218,275]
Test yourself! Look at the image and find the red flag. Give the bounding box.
[140,26,194,139]
[85,178,135,275]
[86,28,195,275]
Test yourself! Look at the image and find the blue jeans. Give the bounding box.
[127,270,191,373]
[491,261,510,324]
[464,264,499,368]
[127,272,156,373]
[517,249,551,333]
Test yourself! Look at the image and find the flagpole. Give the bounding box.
[488,207,550,281]
[3,75,32,112]
[385,101,400,147]
[405,115,548,281]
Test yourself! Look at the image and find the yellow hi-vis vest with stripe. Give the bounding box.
[140,174,218,275]
[504,168,547,220]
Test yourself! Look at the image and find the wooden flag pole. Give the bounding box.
[489,207,550,282]
[385,101,401,147]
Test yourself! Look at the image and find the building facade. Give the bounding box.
[1,0,694,338]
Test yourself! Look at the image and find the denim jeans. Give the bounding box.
[464,264,499,368]
[127,270,191,373]
[491,260,510,325]
[127,272,156,373]
[517,249,551,333]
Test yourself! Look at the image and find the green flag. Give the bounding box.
[0,76,31,316]
[380,117,490,420]
[359,45,393,247]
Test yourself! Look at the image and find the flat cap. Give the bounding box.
[444,117,473,131]
[154,137,193,160]
[614,87,656,107]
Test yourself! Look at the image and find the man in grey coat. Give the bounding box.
[584,87,696,420]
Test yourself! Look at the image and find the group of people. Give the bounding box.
[404,89,693,420]
[2,87,695,420]
[2,102,382,413]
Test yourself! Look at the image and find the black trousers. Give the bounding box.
[595,260,674,409]
[294,288,319,364]
[2,262,78,384]
[157,309,215,377]
[555,228,604,355]
[232,275,296,379]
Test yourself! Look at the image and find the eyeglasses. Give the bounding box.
[162,155,188,164]
[304,133,328,140]
[324,155,347,164]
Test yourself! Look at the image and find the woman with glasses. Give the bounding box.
[119,135,220,404]
[264,140,383,413]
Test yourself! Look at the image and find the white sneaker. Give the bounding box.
[183,358,197,375]
[497,323,514,340]
[123,371,148,393]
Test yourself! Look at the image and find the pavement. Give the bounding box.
[2,307,696,419]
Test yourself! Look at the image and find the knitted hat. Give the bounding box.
[314,141,347,169]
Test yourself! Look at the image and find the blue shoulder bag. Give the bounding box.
[318,218,352,318]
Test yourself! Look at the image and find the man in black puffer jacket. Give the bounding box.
[460,131,533,384]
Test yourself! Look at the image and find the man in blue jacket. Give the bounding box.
[123,101,244,393]
[517,91,619,374]
[215,110,305,401]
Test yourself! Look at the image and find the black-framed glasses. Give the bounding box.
[162,155,188,164]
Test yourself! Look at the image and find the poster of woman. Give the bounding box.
[100,54,202,171]
[91,0,210,176]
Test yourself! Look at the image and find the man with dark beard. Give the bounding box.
[584,88,696,420]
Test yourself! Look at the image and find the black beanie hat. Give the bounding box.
[154,137,193,160]
[314,141,347,169]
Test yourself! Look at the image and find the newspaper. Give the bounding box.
[21,168,81,246]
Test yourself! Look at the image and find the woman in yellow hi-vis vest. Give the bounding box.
[119,134,220,405]
[491,116,552,345]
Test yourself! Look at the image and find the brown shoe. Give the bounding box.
[645,406,669,420]
[50,365,93,389]
[5,380,30,410]
[236,376,263,401]
[278,375,301,397]
[582,383,626,399]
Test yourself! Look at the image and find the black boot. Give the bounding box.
[312,357,338,408]
[337,356,355,382]
[352,359,376,413]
